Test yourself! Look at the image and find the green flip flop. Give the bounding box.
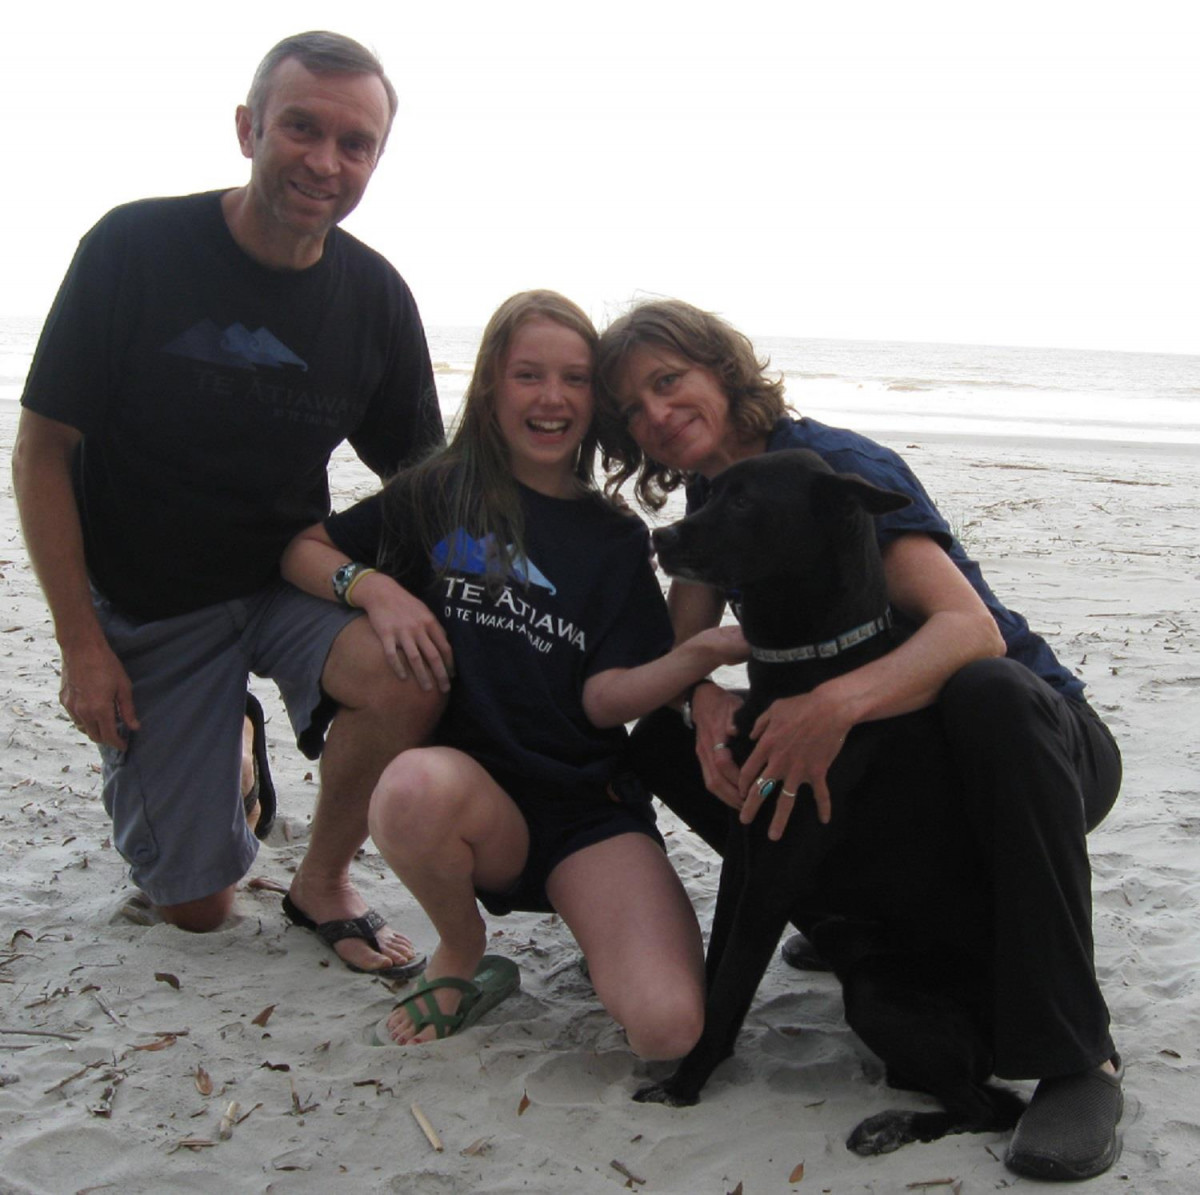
[371,954,520,1046]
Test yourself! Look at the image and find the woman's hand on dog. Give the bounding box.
[690,681,744,807]
[739,688,854,839]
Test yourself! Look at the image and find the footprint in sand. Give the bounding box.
[523,1051,633,1106]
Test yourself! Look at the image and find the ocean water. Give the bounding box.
[5,316,1199,445]
[431,327,1200,445]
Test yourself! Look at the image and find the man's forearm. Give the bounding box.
[12,410,106,651]
[14,410,140,747]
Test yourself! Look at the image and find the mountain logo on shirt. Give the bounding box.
[433,529,557,595]
[161,321,309,372]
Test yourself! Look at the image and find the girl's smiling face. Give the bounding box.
[495,316,595,497]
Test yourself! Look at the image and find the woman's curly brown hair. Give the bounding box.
[595,299,789,510]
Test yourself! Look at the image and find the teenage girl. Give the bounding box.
[281,290,745,1052]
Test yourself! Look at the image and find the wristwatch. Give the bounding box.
[332,561,372,606]
[680,681,711,730]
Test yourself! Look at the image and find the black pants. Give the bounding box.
[629,657,1121,1081]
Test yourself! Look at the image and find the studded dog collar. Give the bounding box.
[749,610,894,664]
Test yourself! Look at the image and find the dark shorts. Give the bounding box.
[475,772,664,916]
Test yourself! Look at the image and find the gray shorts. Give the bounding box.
[94,583,359,906]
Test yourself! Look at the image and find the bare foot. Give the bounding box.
[241,715,260,834]
[287,871,420,973]
[117,891,162,926]
[240,715,256,798]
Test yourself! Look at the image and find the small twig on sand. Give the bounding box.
[91,992,123,1026]
[611,1159,647,1185]
[44,1058,108,1094]
[411,1102,444,1151]
[218,1100,241,1140]
[1,1027,82,1041]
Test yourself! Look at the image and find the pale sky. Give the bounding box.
[5,0,1198,354]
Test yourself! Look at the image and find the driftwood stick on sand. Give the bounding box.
[411,1102,444,1152]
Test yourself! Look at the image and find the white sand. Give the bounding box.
[2,406,1198,1193]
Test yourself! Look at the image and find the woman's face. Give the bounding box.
[494,316,594,497]
[615,344,741,478]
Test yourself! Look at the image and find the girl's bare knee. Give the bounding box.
[626,998,704,1061]
[369,752,457,855]
[608,978,704,1061]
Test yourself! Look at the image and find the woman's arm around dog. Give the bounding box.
[740,532,1004,839]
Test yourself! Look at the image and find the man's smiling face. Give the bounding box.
[236,57,390,254]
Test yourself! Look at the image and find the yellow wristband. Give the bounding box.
[343,567,378,608]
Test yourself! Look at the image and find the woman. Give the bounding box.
[595,299,1124,1182]
[281,291,745,1056]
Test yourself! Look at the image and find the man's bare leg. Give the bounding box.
[286,618,445,972]
[241,715,261,834]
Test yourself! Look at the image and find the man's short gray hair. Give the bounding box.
[246,31,398,148]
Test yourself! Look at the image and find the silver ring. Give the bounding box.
[756,777,782,800]
[713,741,728,751]
[781,787,797,799]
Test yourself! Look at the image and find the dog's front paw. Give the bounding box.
[848,1107,965,1155]
[633,1080,698,1108]
[846,1110,920,1156]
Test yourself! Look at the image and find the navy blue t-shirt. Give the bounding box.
[686,417,1085,700]
[21,191,442,620]
[326,482,675,794]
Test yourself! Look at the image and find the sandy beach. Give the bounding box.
[1,403,1198,1194]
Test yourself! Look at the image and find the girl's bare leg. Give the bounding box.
[547,833,706,1060]
[368,746,528,1044]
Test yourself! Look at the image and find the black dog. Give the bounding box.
[640,448,1024,1154]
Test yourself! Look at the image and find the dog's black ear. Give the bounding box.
[814,471,912,516]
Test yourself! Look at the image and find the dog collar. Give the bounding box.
[749,610,893,664]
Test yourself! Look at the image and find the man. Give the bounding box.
[11,32,446,978]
